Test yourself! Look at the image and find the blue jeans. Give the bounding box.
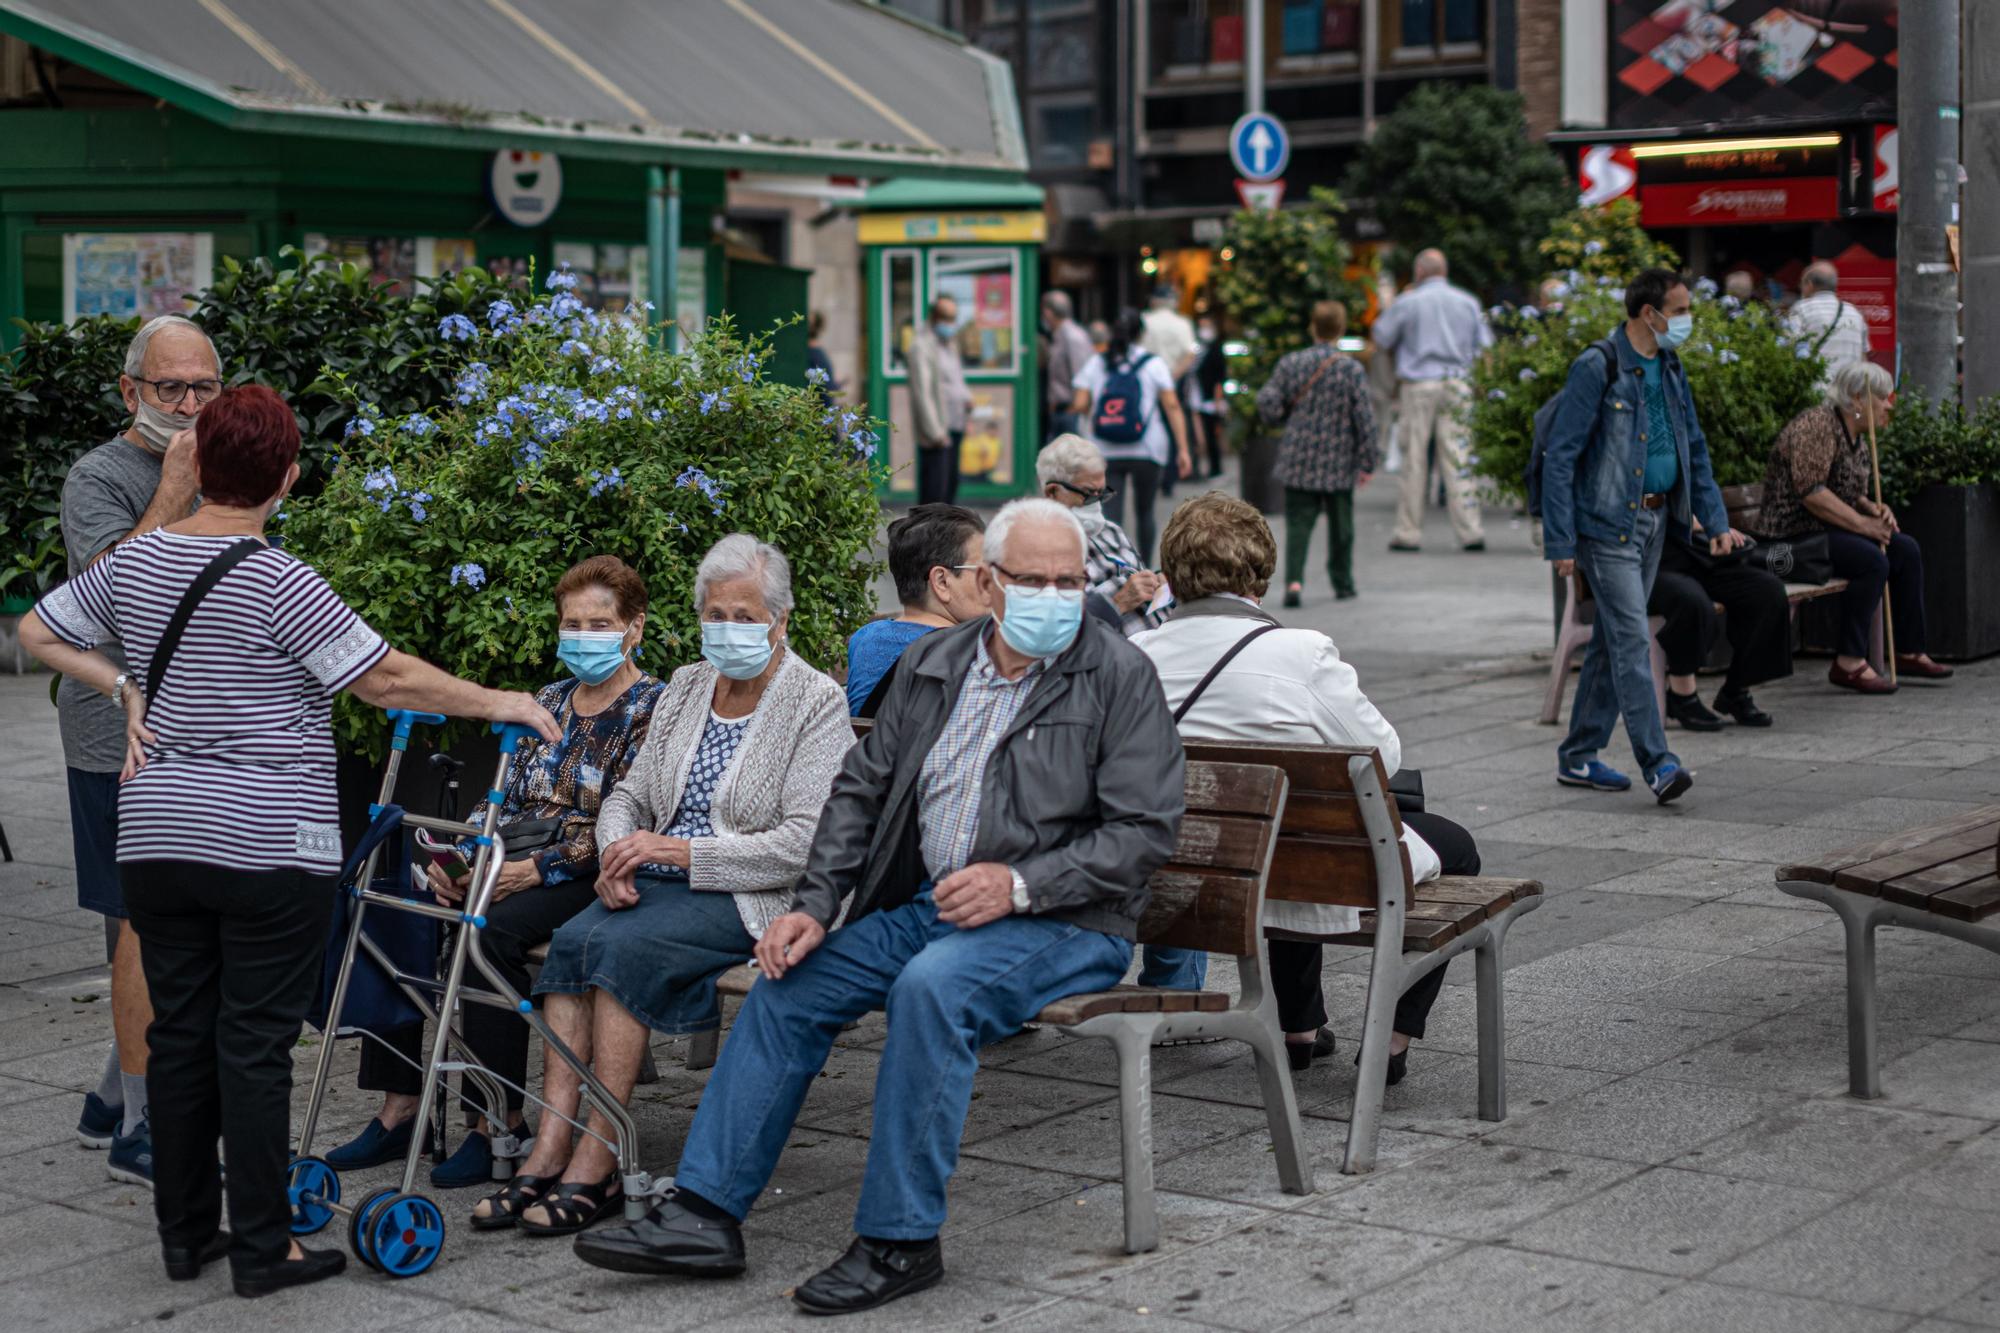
[672,894,1131,1240]
[1560,506,1678,782]
[1137,948,1207,989]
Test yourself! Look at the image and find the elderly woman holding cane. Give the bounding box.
[1753,360,1953,694]
[18,385,559,1299]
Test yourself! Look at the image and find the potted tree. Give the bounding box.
[1880,394,2000,660]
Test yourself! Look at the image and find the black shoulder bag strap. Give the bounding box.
[1172,623,1282,724]
[858,653,901,721]
[143,539,263,709]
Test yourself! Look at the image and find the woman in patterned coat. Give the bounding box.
[1255,300,1378,607]
[473,535,853,1236]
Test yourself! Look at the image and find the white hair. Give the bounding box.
[985,497,1086,568]
[1827,359,1893,412]
[694,533,793,616]
[1035,433,1104,488]
[123,315,219,379]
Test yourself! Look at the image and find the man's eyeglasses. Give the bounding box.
[132,377,223,407]
[1052,479,1116,504]
[990,561,1087,594]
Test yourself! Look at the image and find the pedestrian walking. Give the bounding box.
[1141,287,1198,498]
[1787,262,1870,394]
[1370,249,1491,552]
[1255,300,1377,607]
[1187,315,1229,478]
[1069,309,1192,563]
[1041,290,1096,443]
[907,296,972,505]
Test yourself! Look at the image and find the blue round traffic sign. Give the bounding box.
[1229,112,1289,183]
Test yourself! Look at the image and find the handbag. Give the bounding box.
[310,805,441,1035]
[1740,531,1834,585]
[489,679,618,859]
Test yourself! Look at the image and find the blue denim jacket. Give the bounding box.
[1540,325,1730,562]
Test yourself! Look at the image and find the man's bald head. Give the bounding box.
[1413,249,1448,281]
[1802,262,1838,295]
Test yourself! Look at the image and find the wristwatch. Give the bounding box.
[112,673,131,707]
[1008,868,1031,914]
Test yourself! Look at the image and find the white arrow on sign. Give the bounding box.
[1246,123,1276,177]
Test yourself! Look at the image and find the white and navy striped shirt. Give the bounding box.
[37,530,388,873]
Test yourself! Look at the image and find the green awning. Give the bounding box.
[861,178,1047,211]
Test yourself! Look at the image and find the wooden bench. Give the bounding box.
[1178,740,1542,1173]
[709,759,1310,1254]
[1777,806,2000,1097]
[1538,483,1867,726]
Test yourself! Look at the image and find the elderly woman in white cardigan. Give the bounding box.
[472,534,852,1237]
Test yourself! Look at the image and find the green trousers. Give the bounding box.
[1284,487,1356,597]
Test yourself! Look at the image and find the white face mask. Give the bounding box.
[1073,501,1107,534]
[132,399,187,454]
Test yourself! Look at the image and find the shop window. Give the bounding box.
[1032,97,1095,169]
[1276,0,1362,71]
[1151,0,1248,82]
[883,249,917,377]
[927,249,1018,375]
[1028,14,1095,89]
[1390,0,1483,60]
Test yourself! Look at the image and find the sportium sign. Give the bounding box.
[1627,134,1841,227]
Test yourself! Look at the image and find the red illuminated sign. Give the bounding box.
[1640,178,1839,226]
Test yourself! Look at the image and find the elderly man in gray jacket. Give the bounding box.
[575,498,1186,1315]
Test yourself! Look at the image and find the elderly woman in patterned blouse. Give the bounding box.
[1256,299,1377,608]
[325,556,665,1187]
[472,534,853,1237]
[1754,359,1953,694]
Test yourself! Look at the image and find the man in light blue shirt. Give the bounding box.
[1371,248,1492,551]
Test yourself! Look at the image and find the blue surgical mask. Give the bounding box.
[558,630,629,685]
[702,620,776,681]
[997,585,1084,660]
[934,321,957,339]
[1656,312,1694,350]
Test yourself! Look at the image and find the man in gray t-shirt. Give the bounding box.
[56,314,211,1177]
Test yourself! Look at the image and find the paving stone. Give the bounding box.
[1505,1004,1755,1075]
[1709,1196,2000,1314]
[1934,1275,2000,1328]
[0,933,109,986]
[1875,1040,2000,1120]
[1571,857,1794,902]
[699,1275,1056,1331]
[1675,1098,1984,1194]
[0,1199,158,1281]
[1622,954,1845,1020]
[1505,1164,1840,1277]
[999,1296,1218,1330]
[1499,942,1727,1000]
[1613,1282,1910,1333]
[1485,1076,1796,1165]
[1153,1114,1458,1202]
[1645,1010,1939,1094]
[1320,1244,1676,1332]
[966,1092,1273,1182]
[753,1157,1093,1244]
[1796,796,1997,833]
[1301,1139,1640,1241]
[1599,902,1824,955]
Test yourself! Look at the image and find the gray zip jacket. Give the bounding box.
[791,615,1186,940]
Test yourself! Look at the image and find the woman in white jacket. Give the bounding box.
[1132,493,1481,1081]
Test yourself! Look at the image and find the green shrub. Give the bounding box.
[1469,276,1825,504]
[1878,393,2000,511]
[1538,200,1680,286]
[280,278,885,760]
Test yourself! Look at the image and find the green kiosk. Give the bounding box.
[859,179,1046,504]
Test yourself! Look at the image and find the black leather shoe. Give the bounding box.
[231,1247,345,1299]
[571,1195,746,1278]
[1286,1027,1337,1071]
[163,1230,230,1281]
[1713,689,1773,728]
[794,1236,944,1316]
[1282,587,1302,609]
[1665,689,1725,732]
[1356,1046,1411,1086]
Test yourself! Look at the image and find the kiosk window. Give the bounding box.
[928,249,1018,375]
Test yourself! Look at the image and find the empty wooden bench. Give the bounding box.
[1778,805,2000,1097]
[1538,483,1867,726]
[711,759,1311,1254]
[1180,740,1543,1174]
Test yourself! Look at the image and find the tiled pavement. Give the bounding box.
[3,480,1999,1330]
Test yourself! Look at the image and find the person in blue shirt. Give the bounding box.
[1539,268,1749,805]
[844,504,986,715]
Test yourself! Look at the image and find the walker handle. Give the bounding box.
[491,721,541,754]
[384,709,447,752]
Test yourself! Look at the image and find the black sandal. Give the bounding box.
[517,1173,623,1236]
[470,1173,556,1232]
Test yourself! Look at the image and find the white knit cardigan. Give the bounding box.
[594,649,852,940]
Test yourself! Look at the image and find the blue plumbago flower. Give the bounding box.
[648,408,663,422]
[406,490,433,522]
[1583,240,1605,256]
[1520,305,1541,320]
[454,362,492,405]
[361,466,397,494]
[449,562,486,589]
[1550,281,1572,299]
[545,266,579,291]
[551,293,583,320]
[675,466,726,514]
[503,595,516,611]
[1695,276,1720,298]
[588,467,624,498]
[1607,288,1625,303]
[1718,349,1741,364]
[487,299,517,328]
[1523,334,1540,347]
[805,366,830,386]
[850,428,878,460]
[734,354,760,384]
[401,415,435,437]
[588,355,620,376]
[1487,389,1508,402]
[1774,336,1792,350]
[344,415,376,439]
[1518,368,1538,382]
[559,338,588,357]
[1595,274,1616,287]
[1796,344,1813,359]
[1487,304,1506,318]
[517,439,546,468]
[699,390,732,415]
[1722,295,1743,311]
[438,313,477,341]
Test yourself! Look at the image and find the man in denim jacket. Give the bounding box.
[1541,268,1747,804]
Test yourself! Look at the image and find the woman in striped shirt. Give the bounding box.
[21,385,559,1301]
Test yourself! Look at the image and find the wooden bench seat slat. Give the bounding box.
[1780,804,2000,885]
[1035,988,1232,1026]
[1833,823,2000,895]
[1925,875,2000,922]
[1878,850,2000,908]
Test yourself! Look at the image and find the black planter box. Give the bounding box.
[1904,481,2000,661]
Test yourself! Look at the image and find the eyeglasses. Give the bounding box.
[1052,479,1117,504]
[132,377,223,406]
[990,561,1087,594]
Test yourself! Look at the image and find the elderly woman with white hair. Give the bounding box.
[471,534,853,1236]
[1754,359,1952,693]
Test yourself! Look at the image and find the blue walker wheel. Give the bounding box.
[348,1187,399,1270]
[365,1192,446,1278]
[285,1156,339,1236]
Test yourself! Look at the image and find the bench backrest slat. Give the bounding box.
[1723,482,1764,536]
[1136,760,1286,957]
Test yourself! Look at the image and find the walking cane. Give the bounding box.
[1865,404,1898,686]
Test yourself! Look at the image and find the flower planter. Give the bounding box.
[1903,481,2000,661]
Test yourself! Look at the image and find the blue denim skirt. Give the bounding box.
[532,873,755,1034]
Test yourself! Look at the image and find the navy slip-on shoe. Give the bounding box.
[324,1116,423,1171]
[107,1121,154,1188]
[77,1091,120,1149]
[429,1130,496,1189]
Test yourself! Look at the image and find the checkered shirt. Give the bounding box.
[917,627,1048,878]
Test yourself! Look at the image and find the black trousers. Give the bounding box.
[358,877,596,1115]
[1827,529,1927,658]
[1102,457,1164,563]
[1195,409,1226,476]
[1649,540,1794,693]
[918,432,962,506]
[123,860,337,1270]
[1266,811,1479,1036]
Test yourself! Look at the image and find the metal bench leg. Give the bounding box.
[1829,892,1884,1098]
[1109,1023,1159,1255]
[1474,919,1512,1122]
[1343,965,1402,1175]
[1218,1009,1314,1197]
[686,1027,719,1071]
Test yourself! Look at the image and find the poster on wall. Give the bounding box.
[1608,2,1898,129]
[630,247,708,348]
[63,233,214,324]
[302,235,477,294]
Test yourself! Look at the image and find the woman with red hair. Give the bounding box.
[19,385,560,1300]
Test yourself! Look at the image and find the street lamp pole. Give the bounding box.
[1964,0,1997,407]
[1897,0,1961,408]
[1245,0,1265,114]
